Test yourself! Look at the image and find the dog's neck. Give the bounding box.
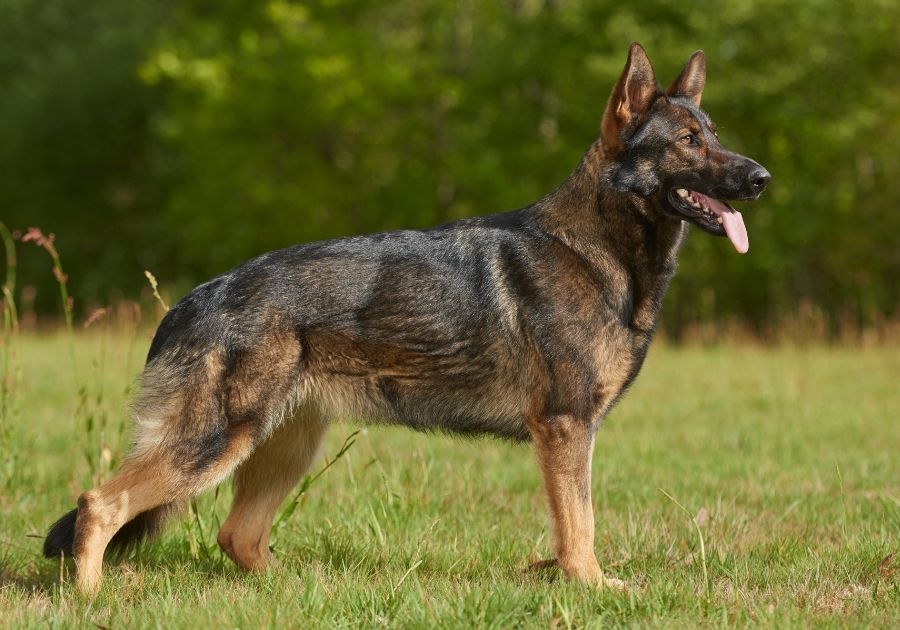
[533,140,687,332]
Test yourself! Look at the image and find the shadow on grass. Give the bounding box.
[3,530,581,598]
[0,564,62,595]
[283,534,563,587]
[0,539,245,596]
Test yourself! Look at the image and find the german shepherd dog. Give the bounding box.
[44,43,769,594]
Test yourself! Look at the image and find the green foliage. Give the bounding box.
[0,222,21,491]
[0,0,172,310]
[2,0,899,332]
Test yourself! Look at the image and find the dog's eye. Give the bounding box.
[680,133,699,146]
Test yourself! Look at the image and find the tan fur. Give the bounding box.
[72,456,180,594]
[73,401,259,594]
[217,402,327,570]
[526,414,625,590]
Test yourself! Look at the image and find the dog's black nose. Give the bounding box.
[749,167,770,193]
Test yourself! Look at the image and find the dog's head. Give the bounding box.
[600,43,769,253]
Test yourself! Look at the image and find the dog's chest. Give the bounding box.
[566,247,683,418]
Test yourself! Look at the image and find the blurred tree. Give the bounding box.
[2,0,899,334]
[0,0,173,310]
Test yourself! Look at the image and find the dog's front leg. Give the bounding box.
[529,415,626,589]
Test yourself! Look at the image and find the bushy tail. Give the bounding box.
[43,508,78,558]
[43,503,180,559]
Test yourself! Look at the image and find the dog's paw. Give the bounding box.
[597,574,630,591]
[525,558,631,591]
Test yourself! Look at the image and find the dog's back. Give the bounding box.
[142,209,549,447]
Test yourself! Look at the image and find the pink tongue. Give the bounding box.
[720,209,749,254]
[694,192,749,254]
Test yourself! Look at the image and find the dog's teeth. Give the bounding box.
[676,188,689,198]
[717,217,723,224]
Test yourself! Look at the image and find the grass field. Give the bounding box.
[0,332,898,628]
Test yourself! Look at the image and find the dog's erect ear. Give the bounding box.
[601,42,660,154]
[666,50,706,107]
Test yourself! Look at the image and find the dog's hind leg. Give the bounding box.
[46,329,307,595]
[528,414,627,590]
[68,423,257,595]
[68,455,181,595]
[217,402,328,571]
[58,359,264,594]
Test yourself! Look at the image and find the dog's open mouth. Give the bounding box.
[668,188,749,254]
